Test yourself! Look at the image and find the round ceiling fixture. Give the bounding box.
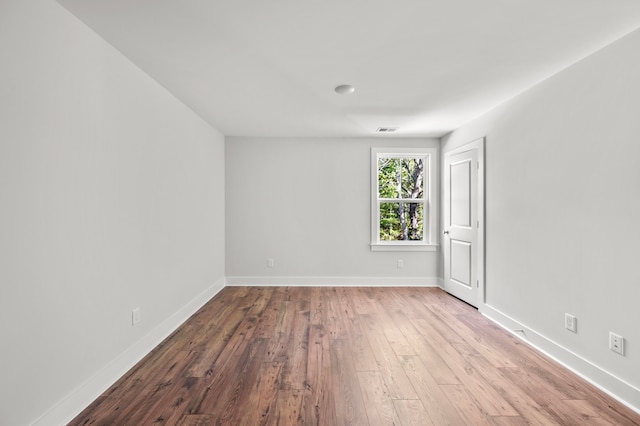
[334,84,355,95]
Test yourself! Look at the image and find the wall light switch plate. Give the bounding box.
[132,307,141,326]
[564,313,577,333]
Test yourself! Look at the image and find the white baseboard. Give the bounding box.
[481,303,640,414]
[225,275,440,287]
[31,279,225,426]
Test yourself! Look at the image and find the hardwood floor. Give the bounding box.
[70,287,640,425]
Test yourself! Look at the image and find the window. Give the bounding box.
[371,147,438,251]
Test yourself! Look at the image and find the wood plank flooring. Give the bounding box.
[70,287,640,425]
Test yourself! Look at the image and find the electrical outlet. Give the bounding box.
[609,332,625,356]
[564,313,577,333]
[397,259,404,269]
[132,307,141,326]
[267,258,274,268]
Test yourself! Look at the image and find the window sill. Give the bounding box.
[370,243,438,252]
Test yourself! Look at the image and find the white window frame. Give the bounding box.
[371,147,439,251]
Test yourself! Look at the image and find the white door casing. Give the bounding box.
[443,138,484,307]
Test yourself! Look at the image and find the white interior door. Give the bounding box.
[443,140,484,307]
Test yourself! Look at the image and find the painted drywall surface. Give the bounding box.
[0,1,225,424]
[442,28,640,393]
[226,137,440,281]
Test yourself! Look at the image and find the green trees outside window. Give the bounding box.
[377,157,425,241]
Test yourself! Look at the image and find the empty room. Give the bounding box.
[2,0,640,424]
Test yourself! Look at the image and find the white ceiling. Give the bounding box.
[58,0,640,138]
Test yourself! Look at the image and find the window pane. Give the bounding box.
[379,202,424,241]
[378,158,400,198]
[378,157,424,199]
[400,158,424,199]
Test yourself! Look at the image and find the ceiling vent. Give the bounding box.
[376,127,399,133]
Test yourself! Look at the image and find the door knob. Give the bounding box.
[443,230,449,235]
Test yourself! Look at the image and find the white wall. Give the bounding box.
[226,137,440,285]
[0,1,225,424]
[442,28,640,408]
